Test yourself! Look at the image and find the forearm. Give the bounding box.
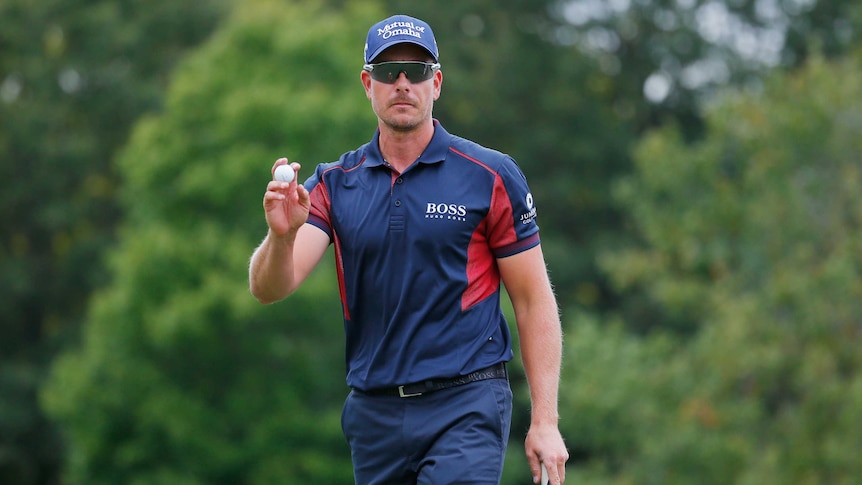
[249,230,299,304]
[516,297,563,426]
[499,246,568,481]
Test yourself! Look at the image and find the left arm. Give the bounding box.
[498,244,569,484]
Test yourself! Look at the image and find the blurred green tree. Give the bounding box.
[560,52,862,483]
[42,0,382,483]
[0,0,225,483]
[540,0,862,130]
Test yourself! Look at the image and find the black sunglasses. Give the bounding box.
[362,61,441,84]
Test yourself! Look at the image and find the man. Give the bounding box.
[249,14,568,485]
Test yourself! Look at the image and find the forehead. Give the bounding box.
[374,43,434,62]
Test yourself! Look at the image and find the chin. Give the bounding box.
[384,116,422,132]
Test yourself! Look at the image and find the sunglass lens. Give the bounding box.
[404,64,428,83]
[372,63,433,84]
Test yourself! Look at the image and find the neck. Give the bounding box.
[378,120,435,173]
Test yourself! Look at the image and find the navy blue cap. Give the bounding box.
[364,15,439,64]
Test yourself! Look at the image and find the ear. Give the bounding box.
[433,69,443,100]
[361,70,373,99]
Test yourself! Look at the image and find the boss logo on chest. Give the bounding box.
[424,202,467,221]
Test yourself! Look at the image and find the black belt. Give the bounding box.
[355,363,508,398]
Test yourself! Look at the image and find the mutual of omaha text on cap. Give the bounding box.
[364,15,439,64]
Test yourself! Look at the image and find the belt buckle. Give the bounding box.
[398,385,423,398]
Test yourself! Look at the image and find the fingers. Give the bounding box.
[266,179,292,194]
[262,186,287,208]
[262,158,309,236]
[527,448,569,485]
[529,456,541,483]
[296,183,310,206]
[530,459,565,485]
[550,459,565,485]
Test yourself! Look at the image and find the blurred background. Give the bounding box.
[2,0,861,483]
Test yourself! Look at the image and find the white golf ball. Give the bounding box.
[274,164,295,183]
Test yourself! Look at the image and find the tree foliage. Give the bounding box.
[562,53,862,484]
[0,1,225,483]
[541,0,862,130]
[42,1,382,483]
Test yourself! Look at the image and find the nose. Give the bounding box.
[393,71,411,89]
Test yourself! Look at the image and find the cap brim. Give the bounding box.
[367,40,438,63]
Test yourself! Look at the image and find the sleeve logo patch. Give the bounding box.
[519,192,537,225]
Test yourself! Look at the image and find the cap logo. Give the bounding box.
[377,20,426,40]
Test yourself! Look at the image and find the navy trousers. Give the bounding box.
[342,377,513,485]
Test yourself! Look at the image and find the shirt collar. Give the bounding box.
[364,119,451,168]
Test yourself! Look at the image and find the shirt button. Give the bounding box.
[394,200,401,207]
[396,177,403,184]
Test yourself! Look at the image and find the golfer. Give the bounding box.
[249,14,568,484]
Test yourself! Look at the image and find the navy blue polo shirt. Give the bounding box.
[303,121,540,390]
